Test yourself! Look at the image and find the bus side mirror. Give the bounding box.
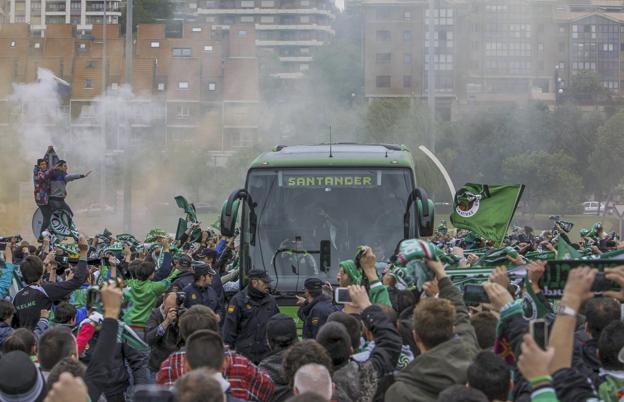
[404,187,435,238]
[417,198,435,237]
[220,190,243,237]
[320,240,331,272]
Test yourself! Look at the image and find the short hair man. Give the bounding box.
[293,364,334,401]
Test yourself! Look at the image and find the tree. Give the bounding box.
[589,110,624,198]
[120,0,172,32]
[565,70,610,106]
[503,151,583,213]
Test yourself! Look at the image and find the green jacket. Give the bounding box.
[384,277,479,402]
[123,270,178,327]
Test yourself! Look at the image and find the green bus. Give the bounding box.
[220,144,435,301]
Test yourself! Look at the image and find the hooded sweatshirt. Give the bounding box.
[385,277,479,402]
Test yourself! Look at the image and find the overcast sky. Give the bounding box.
[336,0,344,10]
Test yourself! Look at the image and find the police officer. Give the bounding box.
[222,269,279,364]
[182,263,222,318]
[296,277,338,339]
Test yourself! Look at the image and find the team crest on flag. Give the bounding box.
[455,191,482,218]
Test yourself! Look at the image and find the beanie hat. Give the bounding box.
[339,260,362,286]
[0,351,45,402]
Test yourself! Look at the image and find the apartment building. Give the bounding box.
[362,0,460,118]
[463,0,560,104]
[0,22,260,150]
[555,0,624,94]
[363,0,624,111]
[188,0,337,78]
[3,0,121,30]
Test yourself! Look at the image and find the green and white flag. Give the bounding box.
[450,183,525,245]
[557,236,580,260]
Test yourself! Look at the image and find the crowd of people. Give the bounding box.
[0,146,624,401]
[0,214,624,402]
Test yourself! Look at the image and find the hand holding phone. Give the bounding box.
[335,287,352,304]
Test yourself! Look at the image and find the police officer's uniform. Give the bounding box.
[297,278,338,339]
[222,270,279,364]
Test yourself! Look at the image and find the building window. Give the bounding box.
[192,27,202,32]
[157,83,165,91]
[208,82,216,91]
[300,64,309,71]
[176,105,190,119]
[241,0,254,7]
[178,81,190,89]
[204,45,213,52]
[260,16,275,23]
[241,16,254,22]
[376,53,391,64]
[403,31,412,42]
[150,41,160,48]
[376,75,391,88]
[34,42,41,49]
[404,11,411,20]
[238,30,248,37]
[404,54,412,65]
[9,41,16,47]
[301,0,309,5]
[111,83,119,90]
[559,42,565,52]
[403,75,412,88]
[300,16,310,23]
[376,30,391,42]
[261,0,274,6]
[301,48,310,54]
[172,48,192,57]
[85,79,93,89]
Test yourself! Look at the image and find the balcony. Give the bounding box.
[256,39,324,46]
[255,23,334,34]
[196,7,336,19]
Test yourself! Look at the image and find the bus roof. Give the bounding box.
[249,144,416,169]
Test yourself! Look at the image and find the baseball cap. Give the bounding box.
[193,262,216,277]
[247,269,272,283]
[304,278,323,291]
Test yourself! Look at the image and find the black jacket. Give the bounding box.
[297,294,338,339]
[14,259,88,330]
[170,270,194,292]
[183,282,222,314]
[144,307,181,372]
[222,286,279,364]
[333,304,401,402]
[82,326,149,397]
[258,348,290,402]
[84,318,118,402]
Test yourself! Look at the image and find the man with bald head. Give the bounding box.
[293,364,334,401]
[145,292,182,374]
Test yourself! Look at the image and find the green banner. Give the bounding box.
[450,183,525,245]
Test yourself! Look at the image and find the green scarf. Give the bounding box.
[339,260,362,285]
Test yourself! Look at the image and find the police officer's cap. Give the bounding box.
[304,277,323,291]
[193,262,216,277]
[247,269,272,283]
[177,255,192,268]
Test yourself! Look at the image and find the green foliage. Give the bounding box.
[589,110,624,196]
[503,151,583,213]
[120,0,172,31]
[565,70,610,105]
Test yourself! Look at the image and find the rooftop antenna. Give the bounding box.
[329,125,333,158]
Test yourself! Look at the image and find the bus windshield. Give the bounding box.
[242,167,415,293]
